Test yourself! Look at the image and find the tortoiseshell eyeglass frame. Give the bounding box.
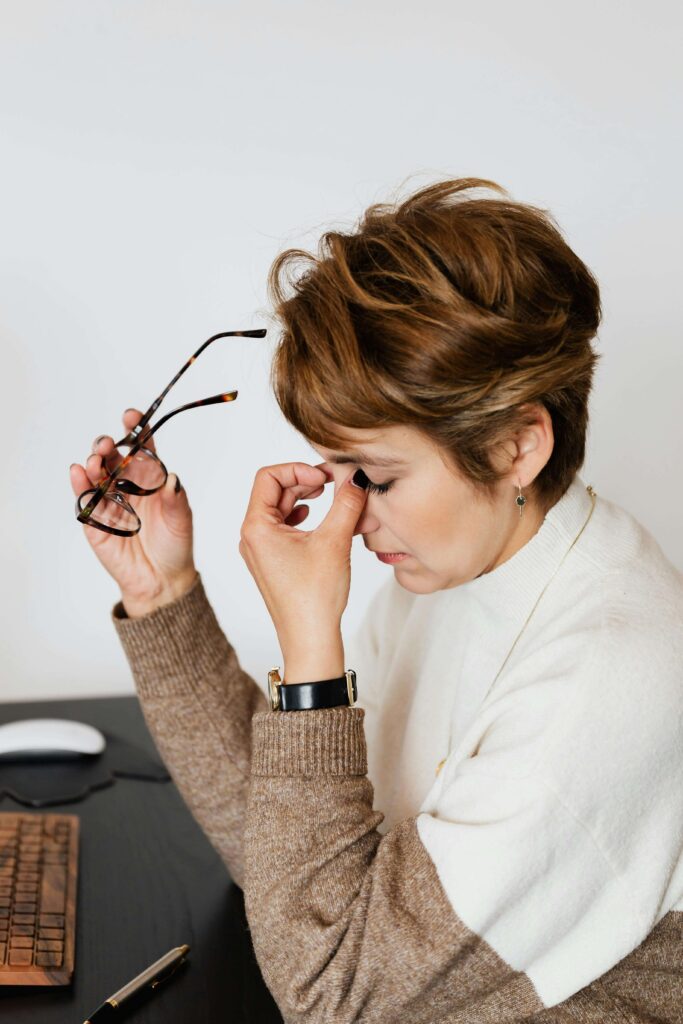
[75,328,267,537]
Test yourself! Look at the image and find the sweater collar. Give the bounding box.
[456,472,595,627]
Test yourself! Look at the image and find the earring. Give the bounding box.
[515,481,526,518]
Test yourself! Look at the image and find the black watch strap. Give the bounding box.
[268,668,357,711]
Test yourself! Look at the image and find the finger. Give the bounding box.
[277,483,325,522]
[84,452,110,487]
[317,467,368,540]
[69,462,93,499]
[245,463,328,525]
[90,436,125,478]
[284,504,310,527]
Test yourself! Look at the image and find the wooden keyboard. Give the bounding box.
[0,812,79,985]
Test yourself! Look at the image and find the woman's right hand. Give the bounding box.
[69,408,198,618]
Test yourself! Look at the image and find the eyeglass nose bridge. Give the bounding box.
[113,445,169,496]
[115,477,163,496]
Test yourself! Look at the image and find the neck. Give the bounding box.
[478,501,548,578]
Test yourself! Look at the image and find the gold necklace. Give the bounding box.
[435,483,597,777]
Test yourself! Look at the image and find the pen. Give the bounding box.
[82,944,190,1023]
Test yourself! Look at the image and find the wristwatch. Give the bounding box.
[267,667,357,711]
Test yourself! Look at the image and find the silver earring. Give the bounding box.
[515,482,526,518]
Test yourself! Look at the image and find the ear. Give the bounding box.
[508,403,554,487]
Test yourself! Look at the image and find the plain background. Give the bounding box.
[1,0,680,702]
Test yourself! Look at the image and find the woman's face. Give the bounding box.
[309,415,552,595]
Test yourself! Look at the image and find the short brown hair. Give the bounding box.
[266,176,603,512]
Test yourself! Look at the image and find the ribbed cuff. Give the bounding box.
[251,707,367,777]
[110,572,233,697]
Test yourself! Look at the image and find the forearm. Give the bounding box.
[282,634,345,684]
[111,571,268,889]
[242,707,545,1024]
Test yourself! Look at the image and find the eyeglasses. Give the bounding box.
[75,328,267,537]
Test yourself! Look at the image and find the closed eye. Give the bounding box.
[365,478,395,496]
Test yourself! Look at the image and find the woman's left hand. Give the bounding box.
[238,462,368,655]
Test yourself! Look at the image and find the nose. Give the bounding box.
[353,501,379,538]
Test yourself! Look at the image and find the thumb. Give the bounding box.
[318,469,368,540]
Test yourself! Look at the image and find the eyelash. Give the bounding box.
[365,478,395,496]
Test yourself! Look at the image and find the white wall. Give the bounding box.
[0,0,680,702]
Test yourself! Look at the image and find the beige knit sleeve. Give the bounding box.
[111,571,268,889]
[242,706,680,1024]
[242,706,544,1023]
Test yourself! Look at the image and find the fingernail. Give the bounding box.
[352,468,369,490]
[174,475,182,493]
[93,435,106,447]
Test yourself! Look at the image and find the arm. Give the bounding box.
[243,707,548,1022]
[111,571,268,889]
[110,571,400,891]
[242,665,670,1022]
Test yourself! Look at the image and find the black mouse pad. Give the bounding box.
[0,732,171,808]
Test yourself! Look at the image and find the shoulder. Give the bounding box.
[522,487,682,677]
[577,488,682,604]
[462,494,683,781]
[573,490,683,693]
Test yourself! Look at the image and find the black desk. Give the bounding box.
[0,696,283,1023]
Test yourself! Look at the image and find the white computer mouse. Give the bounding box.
[0,718,107,761]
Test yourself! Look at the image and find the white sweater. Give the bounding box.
[345,472,683,1008]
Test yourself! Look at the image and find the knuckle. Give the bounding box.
[241,518,267,543]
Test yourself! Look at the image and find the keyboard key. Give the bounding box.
[43,852,68,865]
[37,939,63,952]
[40,865,66,914]
[39,914,64,929]
[10,936,34,949]
[39,928,63,940]
[36,952,63,967]
[9,949,33,966]
[42,839,64,853]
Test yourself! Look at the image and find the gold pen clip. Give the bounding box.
[149,953,188,990]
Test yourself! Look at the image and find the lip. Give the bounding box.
[374,551,410,563]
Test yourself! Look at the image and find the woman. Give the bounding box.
[70,177,683,1022]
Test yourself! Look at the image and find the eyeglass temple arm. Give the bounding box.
[82,328,265,509]
[78,391,240,521]
[115,391,238,449]
[124,328,266,446]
